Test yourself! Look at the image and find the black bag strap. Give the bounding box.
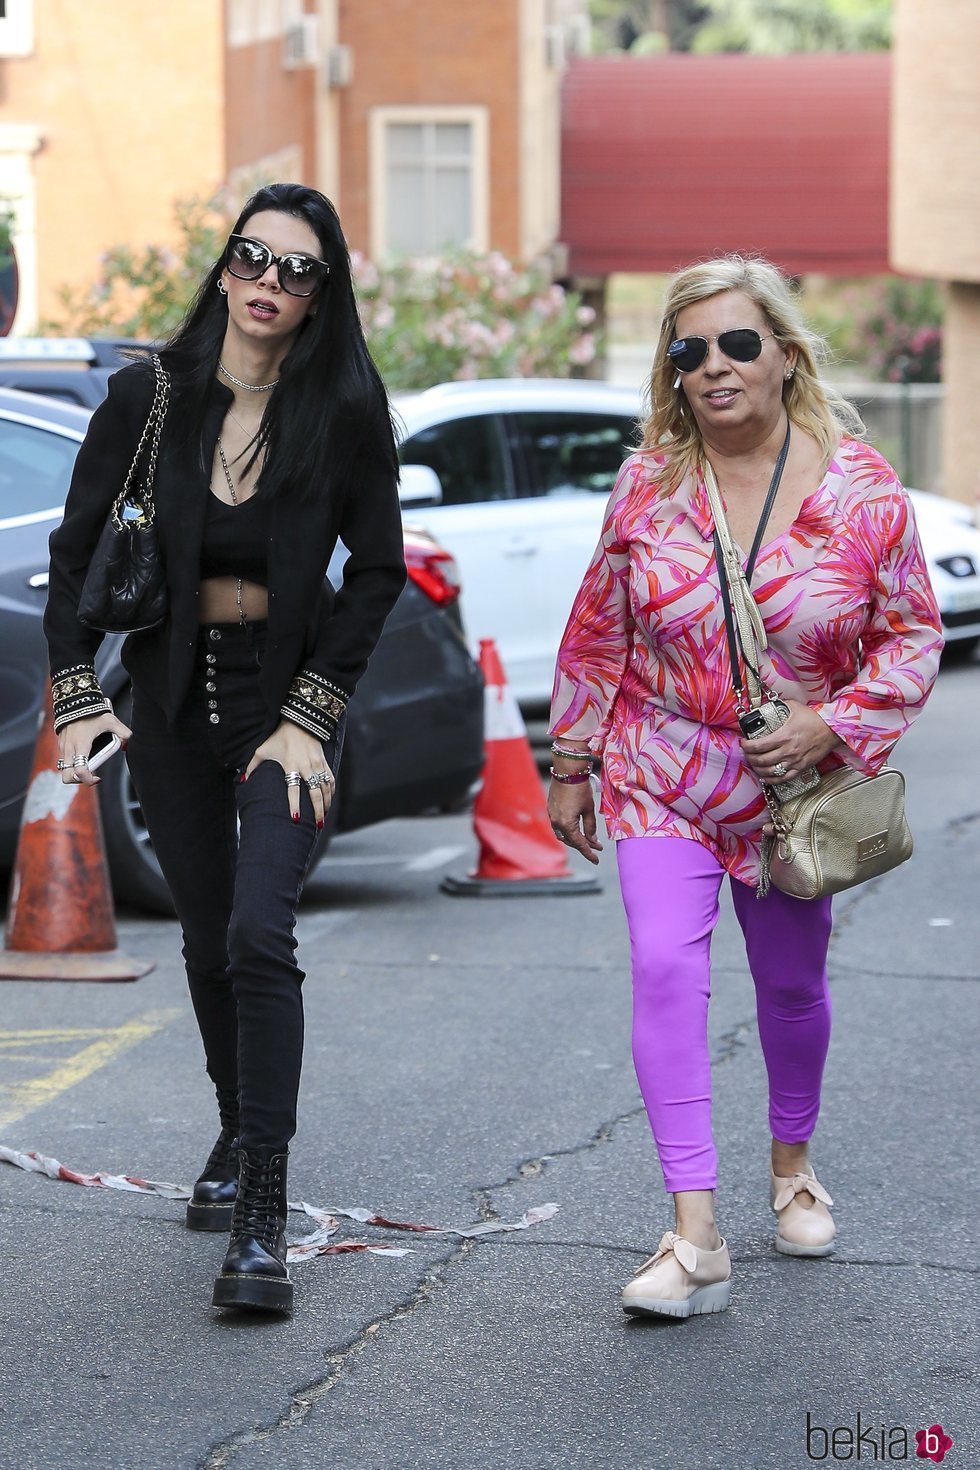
[115,354,170,526]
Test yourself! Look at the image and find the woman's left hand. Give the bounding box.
[244,719,335,828]
[740,698,843,784]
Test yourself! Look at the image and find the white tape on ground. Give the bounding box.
[0,1143,558,1264]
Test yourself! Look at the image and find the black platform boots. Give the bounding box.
[211,1146,292,1313]
[185,1087,240,1232]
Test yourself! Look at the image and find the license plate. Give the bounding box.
[946,583,980,615]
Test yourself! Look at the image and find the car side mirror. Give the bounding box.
[399,463,443,509]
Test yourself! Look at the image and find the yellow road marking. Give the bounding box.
[0,1009,182,1131]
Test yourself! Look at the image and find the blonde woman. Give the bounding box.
[548,255,942,1319]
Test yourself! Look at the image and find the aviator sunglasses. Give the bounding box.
[667,328,775,374]
[225,234,330,298]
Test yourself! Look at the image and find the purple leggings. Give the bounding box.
[617,835,833,1193]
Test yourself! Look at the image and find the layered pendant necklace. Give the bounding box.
[216,438,246,626]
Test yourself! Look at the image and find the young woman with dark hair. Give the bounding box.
[44,184,406,1316]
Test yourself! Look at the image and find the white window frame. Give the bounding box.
[0,0,34,58]
[369,106,489,262]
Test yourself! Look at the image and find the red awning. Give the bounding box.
[561,53,890,277]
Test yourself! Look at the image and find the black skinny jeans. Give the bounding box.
[126,621,341,1149]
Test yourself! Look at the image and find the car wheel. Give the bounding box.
[98,689,175,916]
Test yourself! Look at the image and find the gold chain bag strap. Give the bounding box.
[78,353,171,633]
[703,448,913,901]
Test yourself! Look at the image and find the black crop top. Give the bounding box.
[200,492,270,584]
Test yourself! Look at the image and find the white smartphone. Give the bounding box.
[87,732,122,772]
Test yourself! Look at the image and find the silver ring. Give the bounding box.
[56,759,68,771]
[771,761,788,778]
[71,754,89,768]
[285,770,303,787]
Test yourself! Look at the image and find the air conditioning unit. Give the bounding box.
[325,43,353,89]
[544,24,566,69]
[283,15,318,70]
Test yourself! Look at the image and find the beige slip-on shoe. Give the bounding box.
[622,1230,732,1319]
[770,1165,836,1256]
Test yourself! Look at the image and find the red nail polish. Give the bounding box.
[292,812,300,823]
[239,772,247,783]
[317,820,324,830]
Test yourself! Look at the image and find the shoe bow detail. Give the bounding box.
[633,1230,699,1277]
[772,1171,834,1212]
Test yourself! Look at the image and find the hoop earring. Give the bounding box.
[217,279,227,296]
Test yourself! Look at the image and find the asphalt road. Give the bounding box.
[0,653,977,1470]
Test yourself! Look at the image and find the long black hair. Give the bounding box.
[159,182,397,502]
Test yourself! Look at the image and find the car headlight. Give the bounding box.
[937,554,977,578]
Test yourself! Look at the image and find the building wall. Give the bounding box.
[0,0,225,328]
[314,0,343,206]
[518,0,562,266]
[225,1,319,195]
[891,0,980,283]
[337,0,522,259]
[892,0,980,505]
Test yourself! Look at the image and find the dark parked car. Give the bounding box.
[0,389,484,913]
[0,337,151,409]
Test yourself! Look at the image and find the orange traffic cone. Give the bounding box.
[0,682,154,981]
[442,639,600,896]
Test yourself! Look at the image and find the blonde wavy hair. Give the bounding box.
[639,255,865,496]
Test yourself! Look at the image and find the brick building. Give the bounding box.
[0,0,585,331]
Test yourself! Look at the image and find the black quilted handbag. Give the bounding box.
[78,354,171,633]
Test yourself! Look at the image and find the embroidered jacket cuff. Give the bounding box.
[51,663,112,733]
[281,670,348,742]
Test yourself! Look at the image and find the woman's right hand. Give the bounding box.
[548,777,603,865]
[57,711,132,786]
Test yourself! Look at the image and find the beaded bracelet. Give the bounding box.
[549,766,593,784]
[550,742,594,762]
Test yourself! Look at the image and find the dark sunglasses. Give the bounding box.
[667,328,775,374]
[225,234,329,298]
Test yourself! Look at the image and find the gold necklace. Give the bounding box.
[215,438,247,626]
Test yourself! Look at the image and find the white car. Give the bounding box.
[395,379,980,704]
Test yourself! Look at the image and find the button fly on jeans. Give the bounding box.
[208,628,222,641]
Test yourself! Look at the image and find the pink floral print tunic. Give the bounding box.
[549,438,944,886]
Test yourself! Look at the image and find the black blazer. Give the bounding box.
[45,363,407,735]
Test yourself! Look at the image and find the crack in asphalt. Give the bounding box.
[476,1238,980,1277]
[473,1103,648,1203]
[199,1240,473,1470]
[826,961,976,983]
